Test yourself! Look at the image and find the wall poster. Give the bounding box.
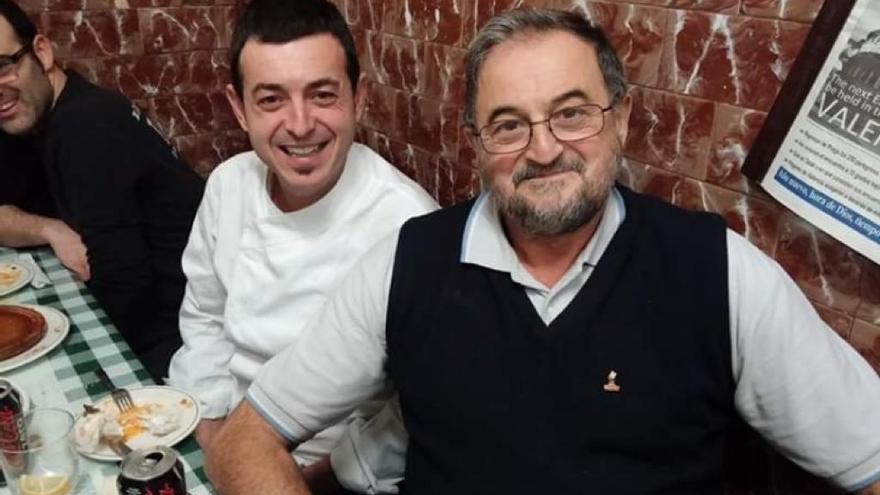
[743,0,880,264]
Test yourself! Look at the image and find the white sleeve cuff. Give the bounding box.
[246,386,313,444]
[164,375,232,419]
[833,451,880,492]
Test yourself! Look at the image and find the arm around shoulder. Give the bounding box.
[205,401,312,494]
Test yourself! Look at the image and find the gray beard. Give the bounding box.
[484,155,617,238]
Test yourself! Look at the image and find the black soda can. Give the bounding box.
[0,378,29,486]
[118,446,187,495]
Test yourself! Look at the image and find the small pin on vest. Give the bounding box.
[603,370,621,392]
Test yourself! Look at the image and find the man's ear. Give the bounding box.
[225,83,249,133]
[31,34,55,73]
[462,125,485,167]
[354,73,368,122]
[463,125,479,153]
[612,93,632,146]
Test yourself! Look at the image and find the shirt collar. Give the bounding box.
[460,186,627,275]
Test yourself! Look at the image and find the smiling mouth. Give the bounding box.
[516,169,577,186]
[279,141,328,157]
[0,99,16,114]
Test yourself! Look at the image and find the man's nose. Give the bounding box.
[283,102,315,137]
[525,121,564,165]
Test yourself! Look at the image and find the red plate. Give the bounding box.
[0,305,46,360]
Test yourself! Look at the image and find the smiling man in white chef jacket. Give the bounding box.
[166,0,436,478]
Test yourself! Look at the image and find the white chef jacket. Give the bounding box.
[250,187,880,493]
[167,143,437,466]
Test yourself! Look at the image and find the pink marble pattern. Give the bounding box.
[138,7,232,54]
[708,103,767,196]
[741,0,825,22]
[360,81,397,132]
[174,129,248,175]
[850,319,880,371]
[813,303,855,339]
[148,93,229,138]
[383,0,465,45]
[365,32,421,93]
[344,0,385,31]
[625,87,715,179]
[775,213,863,313]
[423,43,466,106]
[659,10,809,110]
[585,2,668,88]
[619,159,782,254]
[859,260,880,326]
[42,10,142,58]
[394,93,460,159]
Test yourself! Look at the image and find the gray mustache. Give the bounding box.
[513,159,585,186]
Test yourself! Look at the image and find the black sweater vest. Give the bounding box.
[386,187,736,495]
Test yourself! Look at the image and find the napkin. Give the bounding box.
[17,252,51,288]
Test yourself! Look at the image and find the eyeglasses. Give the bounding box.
[475,103,614,154]
[0,44,32,79]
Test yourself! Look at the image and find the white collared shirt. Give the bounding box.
[167,143,437,467]
[250,187,880,492]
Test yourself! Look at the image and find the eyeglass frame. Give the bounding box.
[0,42,33,79]
[472,102,616,155]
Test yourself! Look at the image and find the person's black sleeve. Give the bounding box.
[47,116,159,352]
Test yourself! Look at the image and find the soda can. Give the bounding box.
[0,378,30,484]
[118,446,187,495]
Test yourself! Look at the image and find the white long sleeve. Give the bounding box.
[167,179,237,418]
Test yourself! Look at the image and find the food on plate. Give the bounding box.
[0,306,46,360]
[0,265,22,287]
[17,473,71,495]
[75,400,183,452]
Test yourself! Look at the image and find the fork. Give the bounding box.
[94,367,135,412]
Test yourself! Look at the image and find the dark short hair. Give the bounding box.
[0,0,37,46]
[464,9,627,128]
[229,0,359,97]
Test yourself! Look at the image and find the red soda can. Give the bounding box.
[0,377,29,482]
[117,446,187,495]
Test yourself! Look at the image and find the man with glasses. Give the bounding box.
[0,0,204,382]
[0,8,88,281]
[207,8,880,495]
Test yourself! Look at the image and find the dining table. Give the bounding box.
[0,246,215,495]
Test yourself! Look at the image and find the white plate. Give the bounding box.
[0,262,33,297]
[0,304,69,373]
[75,386,201,462]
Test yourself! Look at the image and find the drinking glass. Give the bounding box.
[0,408,78,495]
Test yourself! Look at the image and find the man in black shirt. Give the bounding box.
[0,0,205,381]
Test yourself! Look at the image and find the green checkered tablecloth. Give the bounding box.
[0,247,215,495]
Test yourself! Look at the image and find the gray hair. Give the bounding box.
[463,8,627,128]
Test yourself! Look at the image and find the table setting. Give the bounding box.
[0,247,214,495]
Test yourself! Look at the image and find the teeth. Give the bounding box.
[0,100,14,112]
[282,144,322,156]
